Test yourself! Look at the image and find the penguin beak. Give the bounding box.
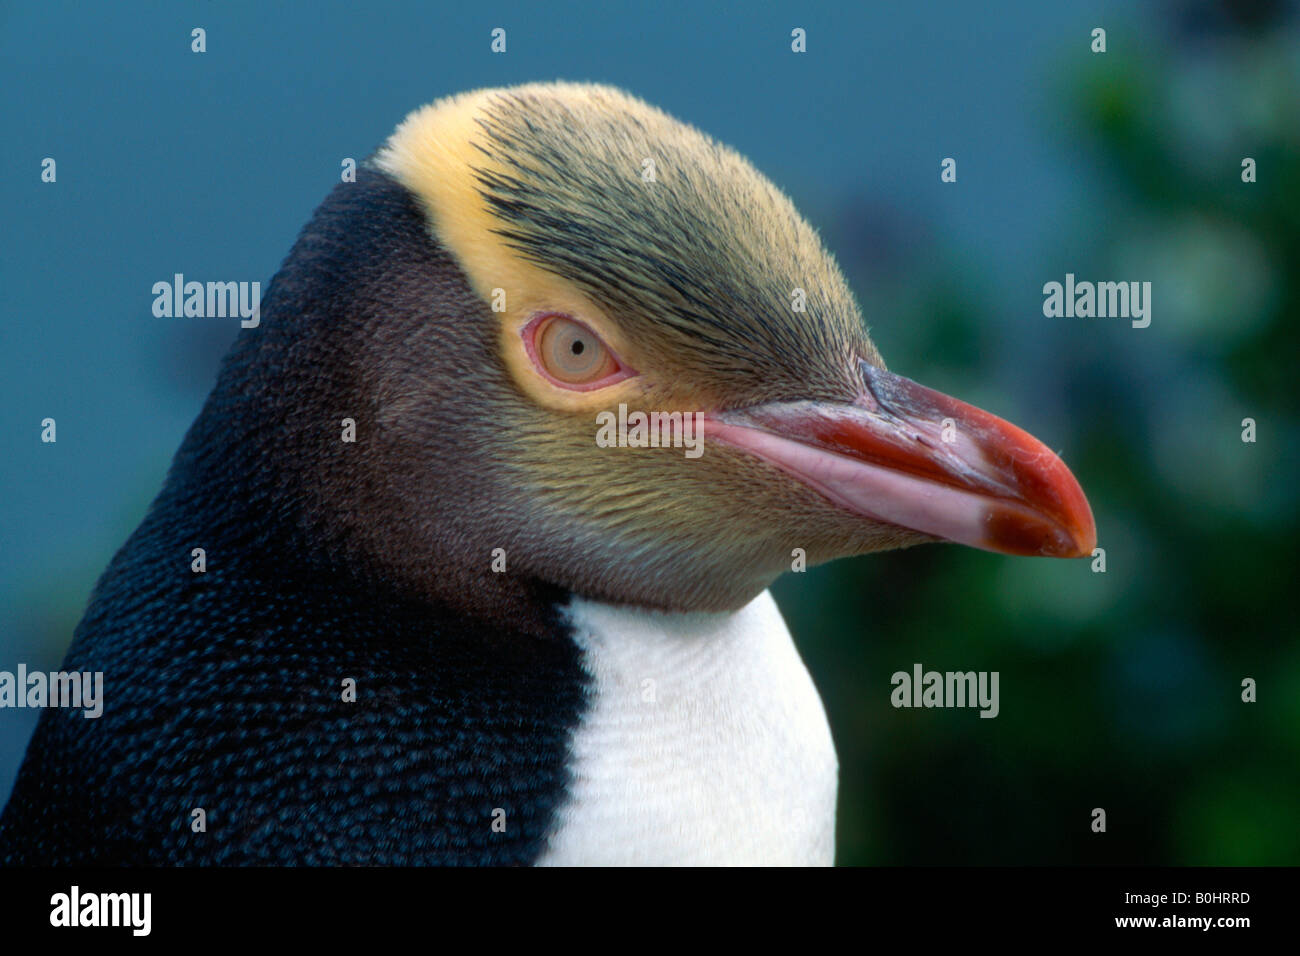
[706,361,1096,558]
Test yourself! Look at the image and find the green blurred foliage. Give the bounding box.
[779,5,1300,865]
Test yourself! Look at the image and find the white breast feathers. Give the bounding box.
[537,589,838,866]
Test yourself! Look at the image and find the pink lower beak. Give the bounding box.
[706,361,1096,558]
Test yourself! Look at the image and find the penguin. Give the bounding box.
[0,82,1094,866]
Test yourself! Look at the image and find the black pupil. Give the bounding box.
[571,340,585,356]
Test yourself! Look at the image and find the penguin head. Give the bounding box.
[362,82,1094,613]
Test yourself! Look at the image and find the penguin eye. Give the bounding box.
[524,313,633,390]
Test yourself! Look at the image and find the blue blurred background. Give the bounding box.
[2,0,1296,863]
